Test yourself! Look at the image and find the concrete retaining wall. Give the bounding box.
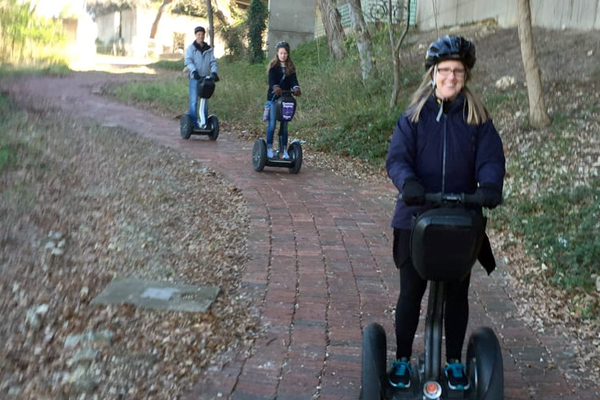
[415,0,600,31]
[267,0,317,57]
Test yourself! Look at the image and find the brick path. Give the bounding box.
[5,73,598,400]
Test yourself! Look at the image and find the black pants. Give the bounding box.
[393,229,470,362]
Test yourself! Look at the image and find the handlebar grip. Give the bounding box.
[400,192,485,206]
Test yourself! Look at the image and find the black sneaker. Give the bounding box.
[444,360,470,390]
[389,358,412,388]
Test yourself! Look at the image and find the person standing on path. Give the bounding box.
[184,26,219,129]
[264,41,302,159]
[385,35,506,390]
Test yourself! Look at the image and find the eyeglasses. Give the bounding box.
[437,67,466,78]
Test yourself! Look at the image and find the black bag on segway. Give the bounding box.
[275,95,296,122]
[410,208,486,282]
[197,78,215,99]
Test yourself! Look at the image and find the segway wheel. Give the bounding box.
[207,114,219,141]
[252,138,267,172]
[466,327,504,400]
[288,141,302,174]
[360,322,387,400]
[180,114,192,140]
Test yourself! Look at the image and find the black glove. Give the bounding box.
[402,178,425,206]
[273,86,282,97]
[192,71,200,80]
[211,72,220,82]
[293,88,301,96]
[475,184,502,209]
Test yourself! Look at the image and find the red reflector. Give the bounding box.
[426,382,438,394]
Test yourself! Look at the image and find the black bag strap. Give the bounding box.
[270,74,286,102]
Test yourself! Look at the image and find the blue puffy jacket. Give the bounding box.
[184,41,217,78]
[386,94,506,229]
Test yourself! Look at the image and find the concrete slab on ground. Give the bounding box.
[91,277,220,313]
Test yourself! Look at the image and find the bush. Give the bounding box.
[511,187,599,290]
[0,0,67,67]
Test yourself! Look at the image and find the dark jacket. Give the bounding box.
[266,65,300,101]
[387,93,505,274]
[387,93,506,230]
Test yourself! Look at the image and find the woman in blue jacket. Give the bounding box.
[386,35,506,390]
[265,41,301,159]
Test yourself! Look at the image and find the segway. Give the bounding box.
[360,193,504,400]
[180,76,219,141]
[252,91,302,174]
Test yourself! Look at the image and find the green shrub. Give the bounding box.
[150,59,184,71]
[511,187,599,290]
[247,0,268,63]
[0,93,21,174]
[0,0,67,67]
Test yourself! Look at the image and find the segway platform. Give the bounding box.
[180,113,219,141]
[360,193,504,400]
[180,76,219,141]
[252,138,302,174]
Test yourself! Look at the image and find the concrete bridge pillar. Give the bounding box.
[267,0,317,58]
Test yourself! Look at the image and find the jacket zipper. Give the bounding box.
[442,113,447,193]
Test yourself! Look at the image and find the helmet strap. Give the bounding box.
[430,65,438,90]
[436,99,444,122]
[432,65,444,122]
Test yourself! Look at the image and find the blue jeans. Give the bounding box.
[189,78,209,126]
[266,103,288,150]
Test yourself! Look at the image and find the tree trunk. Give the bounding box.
[206,0,215,46]
[149,0,173,39]
[347,0,372,80]
[213,0,232,24]
[516,0,551,128]
[389,0,411,108]
[316,0,346,60]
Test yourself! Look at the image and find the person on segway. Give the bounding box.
[184,26,219,129]
[385,35,506,390]
[264,41,301,159]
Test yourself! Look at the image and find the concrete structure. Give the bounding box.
[266,0,317,57]
[415,0,600,31]
[81,0,600,62]
[91,277,220,313]
[94,8,224,59]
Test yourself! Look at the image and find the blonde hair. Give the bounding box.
[267,51,296,75]
[407,66,489,125]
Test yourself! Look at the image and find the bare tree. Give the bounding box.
[149,0,173,39]
[206,0,214,46]
[212,0,233,25]
[317,0,346,60]
[516,0,551,128]
[347,0,372,80]
[388,0,410,108]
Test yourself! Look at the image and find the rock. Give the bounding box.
[26,304,49,330]
[495,76,516,91]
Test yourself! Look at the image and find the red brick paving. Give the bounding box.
[7,73,599,400]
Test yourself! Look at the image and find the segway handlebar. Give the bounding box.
[398,192,486,206]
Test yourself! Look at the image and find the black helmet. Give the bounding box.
[194,26,205,34]
[276,41,290,52]
[425,35,476,70]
